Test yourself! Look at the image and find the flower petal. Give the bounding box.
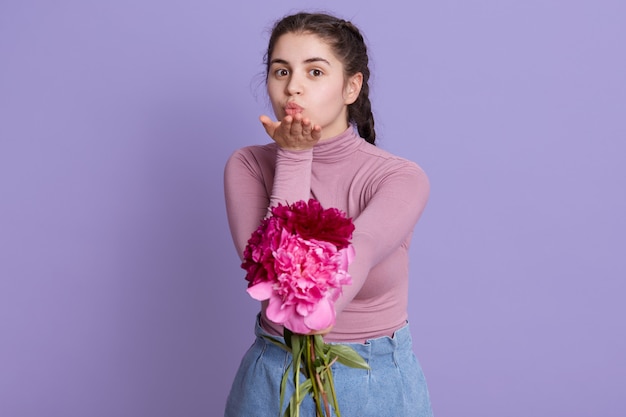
[246,281,273,301]
[304,297,335,331]
[283,317,312,334]
[266,295,292,323]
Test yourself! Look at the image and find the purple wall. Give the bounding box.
[1,1,624,416]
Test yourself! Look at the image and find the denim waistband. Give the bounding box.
[254,314,413,359]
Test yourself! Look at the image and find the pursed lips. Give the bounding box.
[284,102,303,116]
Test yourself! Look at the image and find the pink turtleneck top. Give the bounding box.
[224,127,430,342]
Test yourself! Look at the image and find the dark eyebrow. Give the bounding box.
[269,57,332,66]
[304,57,331,66]
[269,58,289,66]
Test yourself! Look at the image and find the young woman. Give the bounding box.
[224,12,433,416]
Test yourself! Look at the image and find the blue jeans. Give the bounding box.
[225,316,433,417]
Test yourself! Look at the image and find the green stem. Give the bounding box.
[315,371,331,416]
[325,358,341,417]
[293,334,301,417]
[306,336,324,416]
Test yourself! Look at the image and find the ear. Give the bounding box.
[344,72,363,105]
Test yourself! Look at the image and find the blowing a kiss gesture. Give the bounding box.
[259,113,322,151]
[224,12,434,417]
[258,30,363,152]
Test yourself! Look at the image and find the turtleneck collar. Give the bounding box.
[312,126,364,163]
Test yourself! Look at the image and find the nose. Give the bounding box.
[286,73,303,95]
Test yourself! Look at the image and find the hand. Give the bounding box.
[260,113,322,150]
[306,325,333,336]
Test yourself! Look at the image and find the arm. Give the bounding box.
[224,115,322,258]
[223,146,314,258]
[334,162,430,315]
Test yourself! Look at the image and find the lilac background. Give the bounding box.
[1,0,624,416]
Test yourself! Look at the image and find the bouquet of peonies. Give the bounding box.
[242,199,369,417]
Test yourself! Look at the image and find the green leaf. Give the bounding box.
[313,334,329,362]
[325,367,341,417]
[288,379,312,417]
[322,378,335,412]
[291,334,304,357]
[313,334,325,351]
[263,336,292,353]
[328,345,370,369]
[283,328,294,349]
[296,379,313,398]
[289,334,307,417]
[279,362,291,417]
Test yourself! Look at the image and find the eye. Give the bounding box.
[274,68,289,77]
[309,69,323,77]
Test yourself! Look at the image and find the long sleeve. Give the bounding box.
[224,128,430,342]
[224,145,313,258]
[269,147,313,209]
[333,162,430,317]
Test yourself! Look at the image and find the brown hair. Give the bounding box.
[264,12,376,145]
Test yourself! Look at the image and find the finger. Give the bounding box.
[259,114,273,126]
[307,324,333,335]
[259,115,278,137]
[311,125,322,141]
[281,114,293,126]
[289,113,303,137]
[301,117,312,136]
[280,115,293,136]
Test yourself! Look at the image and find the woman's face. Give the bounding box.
[267,32,361,140]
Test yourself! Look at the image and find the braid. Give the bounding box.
[350,82,376,145]
[338,20,376,145]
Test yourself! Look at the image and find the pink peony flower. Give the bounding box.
[242,199,355,333]
[240,200,367,417]
[271,199,355,250]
